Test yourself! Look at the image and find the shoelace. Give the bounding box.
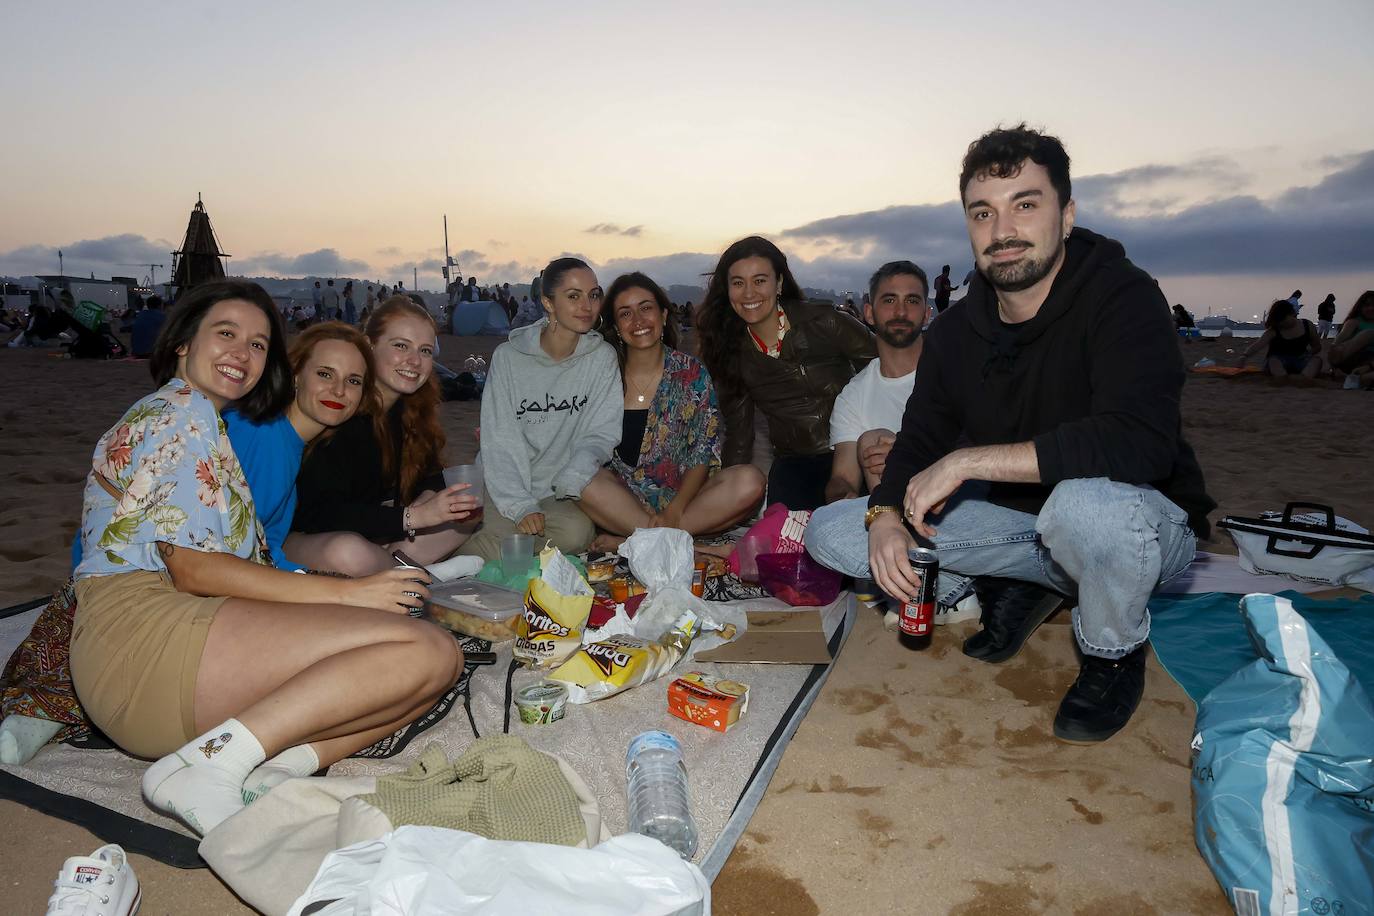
[47,874,115,914]
[1072,658,1131,701]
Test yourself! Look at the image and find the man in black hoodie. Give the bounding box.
[806,125,1214,742]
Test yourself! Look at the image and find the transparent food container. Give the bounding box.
[425,579,524,641]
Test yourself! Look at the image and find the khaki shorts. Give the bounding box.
[72,570,226,758]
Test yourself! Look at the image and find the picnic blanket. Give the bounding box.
[0,592,853,879]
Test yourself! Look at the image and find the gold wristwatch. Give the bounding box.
[864,505,900,529]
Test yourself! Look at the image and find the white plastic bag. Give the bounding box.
[286,826,710,916]
[618,527,746,658]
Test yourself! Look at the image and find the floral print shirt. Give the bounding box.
[75,380,269,579]
[609,347,722,512]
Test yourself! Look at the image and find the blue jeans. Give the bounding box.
[805,478,1197,659]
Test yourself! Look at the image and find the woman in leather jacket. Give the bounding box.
[696,236,875,511]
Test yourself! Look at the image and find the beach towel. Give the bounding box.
[2,592,855,877]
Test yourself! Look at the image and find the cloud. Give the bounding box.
[0,233,175,278]
[584,222,645,237]
[236,248,372,278]
[773,149,1374,287]
[374,245,403,257]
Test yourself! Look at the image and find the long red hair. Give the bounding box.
[288,322,380,456]
[364,297,446,502]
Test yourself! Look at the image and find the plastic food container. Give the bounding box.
[756,552,842,607]
[515,683,568,724]
[425,579,524,641]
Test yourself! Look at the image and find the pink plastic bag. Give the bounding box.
[729,503,812,582]
[757,552,842,607]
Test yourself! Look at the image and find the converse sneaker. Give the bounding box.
[45,844,141,915]
[1053,646,1148,743]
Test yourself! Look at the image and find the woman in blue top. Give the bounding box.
[71,280,462,838]
[225,321,380,570]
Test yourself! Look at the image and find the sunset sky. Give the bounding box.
[3,0,1371,316]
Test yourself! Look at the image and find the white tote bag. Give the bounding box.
[1218,502,1374,592]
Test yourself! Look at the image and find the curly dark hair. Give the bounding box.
[1342,290,1374,325]
[599,272,680,379]
[695,236,804,398]
[364,297,446,503]
[959,123,1072,209]
[148,279,292,422]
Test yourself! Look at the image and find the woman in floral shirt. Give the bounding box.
[580,272,765,548]
[71,281,462,838]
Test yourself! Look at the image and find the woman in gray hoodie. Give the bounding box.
[457,258,623,561]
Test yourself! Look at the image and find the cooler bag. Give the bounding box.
[1218,502,1374,592]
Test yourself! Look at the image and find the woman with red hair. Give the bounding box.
[288,297,478,575]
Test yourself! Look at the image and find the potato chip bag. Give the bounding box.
[513,548,593,669]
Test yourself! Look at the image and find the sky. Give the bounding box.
[2,0,1372,317]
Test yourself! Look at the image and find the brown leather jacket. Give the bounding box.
[721,300,876,465]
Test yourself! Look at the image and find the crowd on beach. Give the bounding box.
[4,123,1373,858]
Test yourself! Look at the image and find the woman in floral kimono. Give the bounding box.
[71,280,462,837]
[579,272,765,550]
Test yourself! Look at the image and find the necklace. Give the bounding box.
[626,363,662,405]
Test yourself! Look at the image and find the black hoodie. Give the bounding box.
[871,227,1215,537]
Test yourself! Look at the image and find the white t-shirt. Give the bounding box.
[828,359,917,446]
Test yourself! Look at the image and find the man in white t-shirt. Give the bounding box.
[824,260,930,503]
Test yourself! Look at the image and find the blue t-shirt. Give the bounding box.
[222,411,306,572]
[130,309,166,356]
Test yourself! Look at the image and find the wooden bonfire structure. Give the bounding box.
[171,194,230,289]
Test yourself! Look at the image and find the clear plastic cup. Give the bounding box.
[501,534,538,576]
[443,464,484,520]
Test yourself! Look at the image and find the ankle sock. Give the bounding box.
[0,715,64,765]
[142,718,266,837]
[242,743,320,804]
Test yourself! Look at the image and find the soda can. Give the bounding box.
[899,548,939,638]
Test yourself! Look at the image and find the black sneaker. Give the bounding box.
[1053,646,1148,742]
[961,577,1065,663]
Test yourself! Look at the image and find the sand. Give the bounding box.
[2,334,1371,914]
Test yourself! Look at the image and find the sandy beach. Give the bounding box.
[2,333,1371,914]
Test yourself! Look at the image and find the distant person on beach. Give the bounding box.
[312,280,322,315]
[933,264,958,313]
[462,277,479,302]
[577,272,764,550]
[696,236,875,512]
[342,280,356,325]
[1286,289,1303,314]
[807,124,1214,744]
[365,284,376,312]
[5,303,61,348]
[1172,304,1195,329]
[321,280,341,321]
[69,280,462,837]
[130,295,166,358]
[1316,294,1336,339]
[455,258,621,561]
[1235,299,1324,378]
[290,297,479,575]
[824,261,929,504]
[511,294,542,329]
[1329,290,1374,389]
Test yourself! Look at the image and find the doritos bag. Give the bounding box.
[513,548,593,670]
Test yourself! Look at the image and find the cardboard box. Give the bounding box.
[695,609,834,664]
[668,671,750,732]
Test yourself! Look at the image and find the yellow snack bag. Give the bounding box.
[549,612,700,703]
[513,548,593,669]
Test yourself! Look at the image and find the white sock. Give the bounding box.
[425,555,483,582]
[242,743,320,804]
[0,715,64,765]
[141,718,265,837]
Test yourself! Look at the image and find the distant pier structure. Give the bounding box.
[171,194,230,289]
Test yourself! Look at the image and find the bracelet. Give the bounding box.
[404,506,417,541]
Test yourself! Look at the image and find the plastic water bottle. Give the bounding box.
[473,355,487,389]
[625,730,699,858]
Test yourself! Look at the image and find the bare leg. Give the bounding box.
[578,468,653,535]
[1301,356,1321,379]
[194,600,462,767]
[1265,356,1289,377]
[1331,328,1374,367]
[680,466,766,535]
[382,525,470,565]
[285,531,391,577]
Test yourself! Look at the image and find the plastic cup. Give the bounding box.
[443,464,484,505]
[501,534,538,576]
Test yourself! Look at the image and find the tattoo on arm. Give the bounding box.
[156,542,175,562]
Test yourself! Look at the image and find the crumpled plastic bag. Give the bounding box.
[286,826,710,916]
[1191,592,1374,915]
[618,527,745,659]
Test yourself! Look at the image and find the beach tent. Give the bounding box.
[450,299,509,336]
[171,195,228,289]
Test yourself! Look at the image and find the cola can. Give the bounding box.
[899,548,939,639]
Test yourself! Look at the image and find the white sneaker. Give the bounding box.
[936,592,982,625]
[1344,374,1362,390]
[45,844,141,915]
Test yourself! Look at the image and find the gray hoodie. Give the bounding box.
[480,319,623,522]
